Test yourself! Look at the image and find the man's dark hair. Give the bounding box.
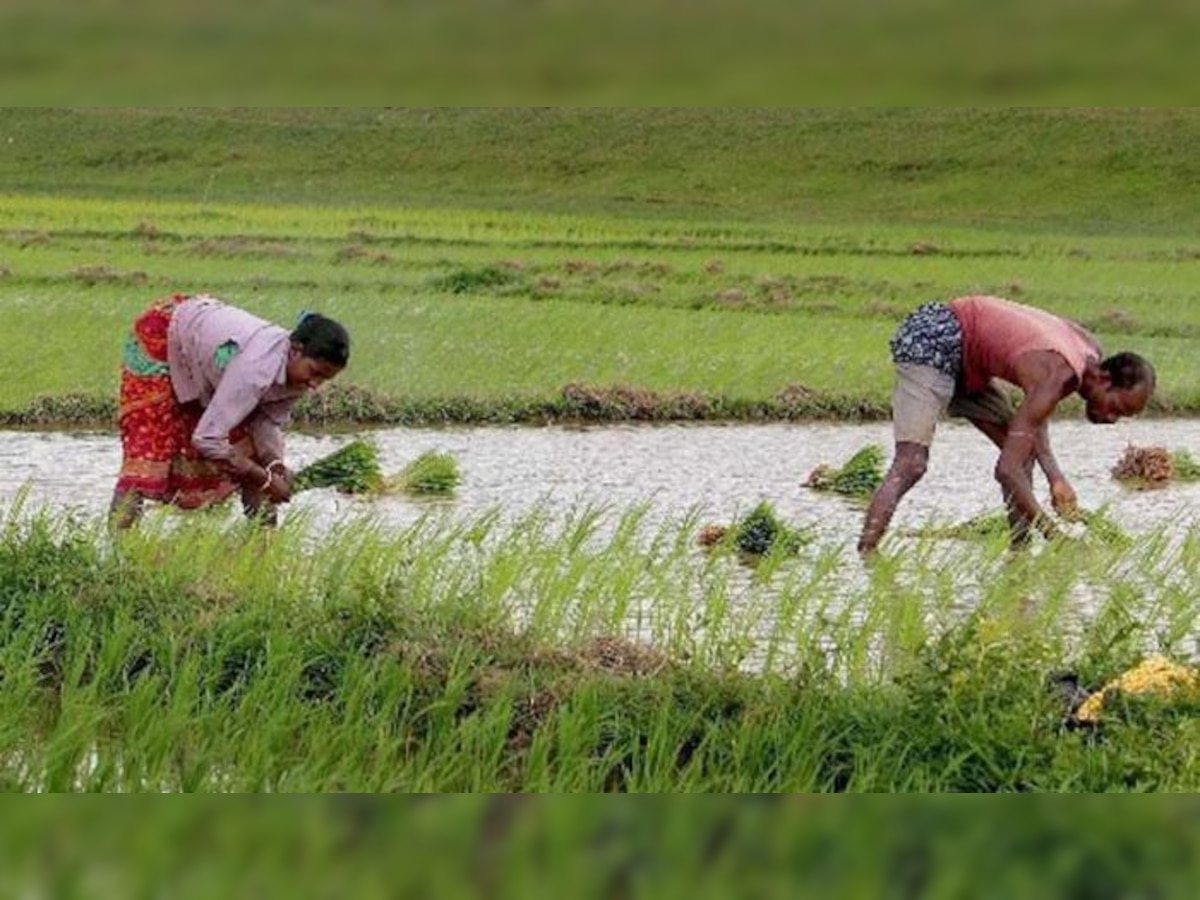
[291,312,350,366]
[1100,351,1155,391]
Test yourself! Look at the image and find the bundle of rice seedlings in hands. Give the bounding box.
[1111,444,1174,488]
[387,450,461,496]
[293,439,383,494]
[804,444,884,500]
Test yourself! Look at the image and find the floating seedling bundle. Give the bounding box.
[384,451,461,496]
[904,507,1129,547]
[804,444,884,500]
[698,501,811,557]
[294,442,461,497]
[1111,444,1200,489]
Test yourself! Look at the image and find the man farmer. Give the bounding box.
[858,295,1155,555]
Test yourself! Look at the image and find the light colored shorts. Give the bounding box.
[892,362,1017,445]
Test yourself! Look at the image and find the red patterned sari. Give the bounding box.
[114,296,254,509]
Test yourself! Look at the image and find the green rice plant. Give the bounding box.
[292,440,383,494]
[1071,507,1134,548]
[387,451,461,496]
[1172,449,1200,482]
[1,490,1199,792]
[904,512,1011,542]
[906,507,1131,548]
[804,444,885,500]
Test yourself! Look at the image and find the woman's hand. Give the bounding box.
[263,461,294,504]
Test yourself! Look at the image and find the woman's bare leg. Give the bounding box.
[109,489,144,530]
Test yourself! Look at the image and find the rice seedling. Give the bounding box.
[1172,449,1200,482]
[697,501,811,558]
[905,507,1129,548]
[803,444,885,500]
[387,451,462,496]
[292,439,383,494]
[0,498,1198,792]
[1111,445,1175,488]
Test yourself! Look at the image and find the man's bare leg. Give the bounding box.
[858,441,930,555]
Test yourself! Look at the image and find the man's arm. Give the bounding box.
[998,352,1077,537]
[1034,422,1079,517]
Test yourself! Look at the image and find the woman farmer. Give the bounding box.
[110,294,349,528]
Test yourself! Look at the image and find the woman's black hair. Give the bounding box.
[1100,351,1155,391]
[291,312,350,366]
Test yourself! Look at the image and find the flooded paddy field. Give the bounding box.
[2,419,1197,546]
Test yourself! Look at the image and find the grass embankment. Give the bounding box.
[3,503,1198,792]
[1,108,1198,425]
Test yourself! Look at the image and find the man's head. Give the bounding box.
[287,312,350,391]
[1081,352,1155,424]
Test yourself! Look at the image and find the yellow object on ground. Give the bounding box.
[1074,655,1200,723]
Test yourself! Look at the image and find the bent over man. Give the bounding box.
[858,295,1155,554]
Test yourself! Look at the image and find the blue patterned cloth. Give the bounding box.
[889,302,962,379]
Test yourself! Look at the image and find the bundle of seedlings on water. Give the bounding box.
[292,439,384,494]
[386,450,461,496]
[1111,444,1174,488]
[803,444,885,500]
[905,506,1129,547]
[903,511,1010,541]
[697,501,810,557]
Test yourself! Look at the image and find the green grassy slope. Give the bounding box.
[3,108,1200,231]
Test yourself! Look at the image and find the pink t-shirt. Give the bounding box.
[166,296,304,463]
[949,296,1101,394]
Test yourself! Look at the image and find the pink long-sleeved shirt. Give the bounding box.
[166,296,304,463]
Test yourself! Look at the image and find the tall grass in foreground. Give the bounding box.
[1,500,1197,792]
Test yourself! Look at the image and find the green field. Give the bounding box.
[3,110,1200,795]
[1,108,1199,424]
[3,503,1199,792]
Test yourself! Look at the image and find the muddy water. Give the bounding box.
[1,420,1197,547]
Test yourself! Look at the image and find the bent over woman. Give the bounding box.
[110,294,349,528]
